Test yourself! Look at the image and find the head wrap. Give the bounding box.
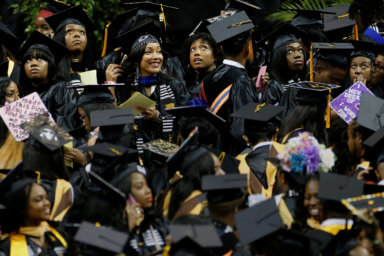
[130,34,160,53]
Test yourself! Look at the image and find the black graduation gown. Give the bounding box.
[245,143,271,190]
[261,79,285,105]
[39,81,79,131]
[202,63,259,154]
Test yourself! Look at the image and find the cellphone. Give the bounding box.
[256,65,267,88]
[128,194,137,206]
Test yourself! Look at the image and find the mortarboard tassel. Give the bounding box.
[218,151,225,166]
[310,44,314,82]
[35,171,41,184]
[101,23,110,57]
[326,88,331,129]
[354,24,359,41]
[248,32,254,60]
[160,4,167,33]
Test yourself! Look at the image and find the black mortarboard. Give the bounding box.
[207,11,254,44]
[282,9,332,27]
[257,22,306,51]
[123,1,178,12]
[0,61,9,77]
[235,197,284,244]
[357,92,384,131]
[115,17,162,53]
[349,40,376,61]
[226,0,262,24]
[230,102,285,122]
[170,223,223,248]
[0,21,20,55]
[74,221,129,254]
[21,113,73,151]
[167,127,208,177]
[76,86,115,106]
[165,106,227,131]
[79,142,132,158]
[363,183,384,194]
[87,171,127,203]
[45,5,96,32]
[318,172,364,202]
[162,0,225,31]
[190,13,232,36]
[142,139,178,158]
[15,30,68,63]
[321,3,355,38]
[41,0,71,14]
[363,127,384,148]
[311,42,355,69]
[202,174,247,204]
[90,108,134,127]
[201,145,240,174]
[341,192,384,223]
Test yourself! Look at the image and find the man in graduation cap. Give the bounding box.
[200,11,259,155]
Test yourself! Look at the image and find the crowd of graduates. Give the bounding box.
[1,0,384,255]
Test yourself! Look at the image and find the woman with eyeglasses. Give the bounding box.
[370,52,384,98]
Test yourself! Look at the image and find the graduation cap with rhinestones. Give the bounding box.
[142,139,178,158]
[74,221,129,254]
[207,10,254,44]
[45,5,96,32]
[235,197,284,244]
[15,30,68,63]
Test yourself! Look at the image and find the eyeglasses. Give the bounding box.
[372,63,384,72]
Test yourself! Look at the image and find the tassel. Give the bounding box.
[101,23,111,57]
[218,152,226,166]
[248,32,254,60]
[35,171,41,184]
[326,88,331,129]
[160,4,167,32]
[310,44,314,82]
[354,24,359,41]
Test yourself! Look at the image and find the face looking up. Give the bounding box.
[65,24,87,54]
[286,42,305,71]
[24,55,49,86]
[139,43,163,77]
[189,38,216,72]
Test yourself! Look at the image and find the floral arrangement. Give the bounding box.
[277,132,335,175]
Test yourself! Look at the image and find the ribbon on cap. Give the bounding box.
[228,19,252,28]
[326,88,331,129]
[101,23,111,57]
[109,147,122,155]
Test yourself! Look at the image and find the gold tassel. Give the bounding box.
[310,44,314,82]
[218,152,226,166]
[248,32,254,60]
[354,24,359,41]
[326,88,331,129]
[160,4,167,32]
[101,23,111,57]
[35,171,41,184]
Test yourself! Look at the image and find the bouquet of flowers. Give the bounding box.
[277,132,335,175]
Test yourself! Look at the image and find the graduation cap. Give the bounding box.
[15,30,68,62]
[87,170,127,203]
[38,0,71,18]
[170,223,223,248]
[166,127,208,178]
[230,102,284,122]
[45,5,96,32]
[257,22,306,51]
[357,92,384,131]
[90,108,134,127]
[142,139,178,158]
[363,127,384,148]
[79,142,134,158]
[165,106,227,131]
[0,21,21,55]
[202,174,247,204]
[189,13,232,36]
[321,3,356,40]
[282,8,332,27]
[201,145,240,174]
[235,197,284,244]
[74,221,129,254]
[349,40,376,61]
[161,0,225,31]
[207,11,254,44]
[21,113,73,151]
[318,172,364,202]
[75,86,115,106]
[225,0,262,24]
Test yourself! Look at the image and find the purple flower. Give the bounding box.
[304,145,321,174]
[290,154,306,173]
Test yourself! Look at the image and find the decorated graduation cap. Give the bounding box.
[202,174,247,204]
[90,108,134,128]
[201,145,240,174]
[207,11,254,44]
[21,113,73,151]
[45,5,96,32]
[166,105,227,131]
[15,30,68,63]
[235,197,284,244]
[166,127,208,178]
[357,92,384,131]
[321,3,357,40]
[0,21,21,55]
[142,139,178,158]
[74,221,129,254]
[257,22,306,51]
[169,223,223,252]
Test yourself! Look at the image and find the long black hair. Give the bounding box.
[19,47,58,95]
[53,24,96,81]
[167,152,215,221]
[277,105,326,144]
[269,44,307,84]
[0,77,14,146]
